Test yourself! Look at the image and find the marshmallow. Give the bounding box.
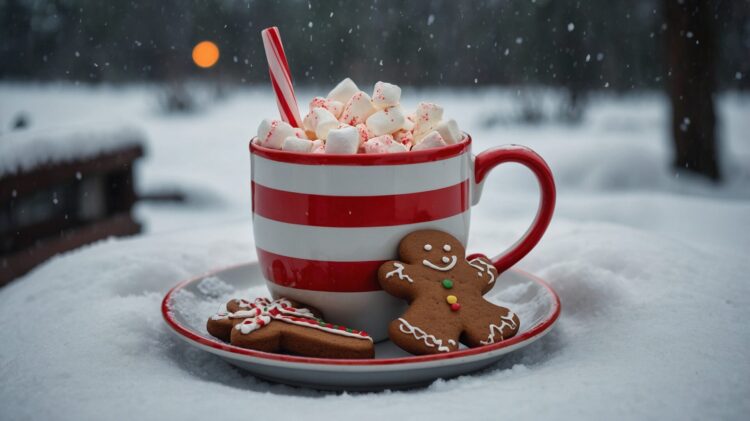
[402,113,415,131]
[259,81,459,155]
[412,131,447,151]
[387,141,409,153]
[282,136,315,153]
[302,111,317,132]
[327,78,359,104]
[372,81,401,109]
[393,129,414,149]
[363,135,410,154]
[311,140,325,153]
[413,102,444,137]
[310,96,344,118]
[366,106,406,136]
[435,119,462,144]
[304,108,339,140]
[325,125,360,154]
[356,124,374,147]
[362,135,395,154]
[257,119,295,150]
[340,91,377,126]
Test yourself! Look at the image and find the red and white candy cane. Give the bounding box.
[261,26,303,128]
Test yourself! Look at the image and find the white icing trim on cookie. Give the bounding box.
[424,244,432,251]
[275,305,315,319]
[235,297,271,309]
[443,244,452,251]
[236,314,272,334]
[210,309,261,320]
[210,312,230,321]
[220,297,372,341]
[468,258,496,284]
[422,255,457,271]
[397,318,452,352]
[385,262,414,283]
[479,311,518,345]
[276,317,373,341]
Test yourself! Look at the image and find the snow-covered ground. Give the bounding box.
[1,83,749,420]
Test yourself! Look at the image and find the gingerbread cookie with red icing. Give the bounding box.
[206,297,374,359]
[378,230,520,355]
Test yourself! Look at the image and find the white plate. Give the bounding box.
[162,262,560,391]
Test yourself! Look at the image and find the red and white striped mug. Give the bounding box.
[249,135,555,341]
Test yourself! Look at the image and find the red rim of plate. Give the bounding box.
[161,264,561,366]
[249,134,472,166]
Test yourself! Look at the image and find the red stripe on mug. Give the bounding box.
[257,248,384,292]
[252,180,470,227]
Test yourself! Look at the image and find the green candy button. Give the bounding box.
[442,279,453,289]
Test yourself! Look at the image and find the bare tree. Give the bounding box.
[664,0,720,181]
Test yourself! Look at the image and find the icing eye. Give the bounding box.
[442,256,450,263]
[424,244,432,251]
[443,244,451,252]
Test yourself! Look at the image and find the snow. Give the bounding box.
[0,122,146,176]
[1,83,749,420]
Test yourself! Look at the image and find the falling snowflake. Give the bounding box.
[680,117,691,132]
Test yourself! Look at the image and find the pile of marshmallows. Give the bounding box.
[255,78,463,154]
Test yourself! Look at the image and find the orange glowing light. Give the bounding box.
[192,41,220,68]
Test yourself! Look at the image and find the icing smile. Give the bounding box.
[422,255,457,271]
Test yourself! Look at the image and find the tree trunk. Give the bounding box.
[664,0,720,181]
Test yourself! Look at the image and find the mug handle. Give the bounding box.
[468,145,556,274]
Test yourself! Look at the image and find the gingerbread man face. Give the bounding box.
[378,230,520,355]
[399,230,466,273]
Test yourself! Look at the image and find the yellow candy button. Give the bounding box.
[446,295,458,304]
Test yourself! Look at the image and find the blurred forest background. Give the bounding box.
[1,0,749,181]
[1,0,748,90]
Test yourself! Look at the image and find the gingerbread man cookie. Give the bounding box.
[206,297,374,359]
[378,230,520,355]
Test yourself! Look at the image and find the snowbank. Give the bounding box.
[0,84,748,420]
[0,218,747,420]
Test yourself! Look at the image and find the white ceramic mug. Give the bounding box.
[249,135,555,341]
